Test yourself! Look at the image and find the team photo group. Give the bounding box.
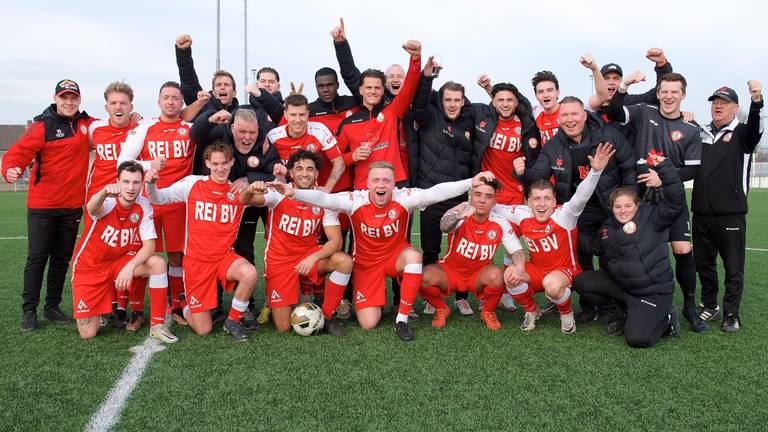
[2,17,763,349]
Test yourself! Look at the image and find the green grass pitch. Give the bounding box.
[2,191,767,431]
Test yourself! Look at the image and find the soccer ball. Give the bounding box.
[291,303,324,336]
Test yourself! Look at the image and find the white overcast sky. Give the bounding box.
[1,0,766,125]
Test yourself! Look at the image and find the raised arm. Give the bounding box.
[439,202,474,233]
[175,34,203,106]
[118,121,153,171]
[331,18,363,97]
[144,171,199,205]
[246,83,285,124]
[272,182,354,214]
[581,54,610,110]
[403,171,493,210]
[412,58,436,128]
[388,40,422,118]
[739,80,765,153]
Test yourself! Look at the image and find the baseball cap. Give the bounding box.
[600,63,623,77]
[707,86,738,104]
[54,79,81,97]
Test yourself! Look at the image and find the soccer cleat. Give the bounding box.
[394,321,415,342]
[241,310,259,330]
[574,307,598,324]
[541,300,557,315]
[336,299,352,321]
[407,307,420,321]
[698,303,722,322]
[454,299,474,316]
[149,324,178,343]
[223,318,249,342]
[520,309,541,332]
[662,306,680,338]
[112,309,128,329]
[721,314,741,333]
[20,311,38,332]
[480,310,501,331]
[126,312,144,332]
[171,308,188,326]
[602,316,627,337]
[322,319,345,337]
[500,293,517,311]
[423,303,436,315]
[683,307,708,333]
[256,306,272,325]
[42,306,73,324]
[431,308,451,328]
[560,312,576,335]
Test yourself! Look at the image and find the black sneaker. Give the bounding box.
[21,311,38,332]
[683,307,708,333]
[112,309,128,329]
[241,310,259,330]
[575,307,598,324]
[394,321,414,342]
[223,319,249,342]
[662,306,680,338]
[722,314,741,333]
[602,316,626,337]
[211,308,226,325]
[541,301,558,315]
[323,319,345,337]
[698,303,722,322]
[42,306,73,324]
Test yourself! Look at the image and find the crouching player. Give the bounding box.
[71,161,176,342]
[495,143,614,334]
[145,142,258,341]
[420,179,525,330]
[271,162,495,341]
[240,150,352,336]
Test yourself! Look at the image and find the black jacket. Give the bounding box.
[175,45,240,119]
[410,75,476,188]
[190,108,278,182]
[521,113,636,214]
[469,92,540,175]
[582,161,684,296]
[692,99,764,216]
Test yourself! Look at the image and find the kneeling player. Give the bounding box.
[71,161,177,342]
[146,142,258,341]
[240,150,352,336]
[420,179,525,330]
[495,143,615,334]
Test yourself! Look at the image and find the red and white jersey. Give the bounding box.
[481,116,525,205]
[266,122,341,163]
[493,168,602,273]
[146,176,244,261]
[72,196,156,273]
[118,117,195,188]
[440,213,522,275]
[86,120,137,199]
[292,179,471,267]
[534,105,560,145]
[262,189,340,266]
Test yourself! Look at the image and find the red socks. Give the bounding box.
[148,274,168,326]
[322,272,350,320]
[419,285,448,311]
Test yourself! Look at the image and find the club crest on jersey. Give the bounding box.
[487,230,497,240]
[529,137,539,148]
[556,158,563,167]
[247,156,260,168]
[544,224,551,234]
[723,132,733,143]
[670,130,683,142]
[465,131,471,140]
[177,127,188,136]
[376,113,385,123]
[387,209,397,220]
[312,206,321,215]
[515,126,522,135]
[623,221,637,234]
[80,125,87,135]
[306,143,315,152]
[226,192,236,201]
[129,212,140,224]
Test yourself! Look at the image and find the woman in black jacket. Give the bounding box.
[573,154,684,348]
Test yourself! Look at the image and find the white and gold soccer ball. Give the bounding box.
[291,303,324,336]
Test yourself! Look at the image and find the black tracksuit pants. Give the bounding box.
[693,213,746,318]
[23,208,82,313]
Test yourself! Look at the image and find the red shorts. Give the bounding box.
[438,263,486,296]
[351,243,410,310]
[183,251,241,314]
[153,203,185,253]
[264,247,324,308]
[525,262,580,293]
[72,253,139,319]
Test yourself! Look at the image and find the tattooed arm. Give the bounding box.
[439,202,475,233]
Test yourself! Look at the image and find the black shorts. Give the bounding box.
[668,203,691,243]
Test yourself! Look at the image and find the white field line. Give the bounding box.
[84,338,165,432]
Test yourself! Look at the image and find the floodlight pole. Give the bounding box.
[244,0,248,101]
[216,0,221,70]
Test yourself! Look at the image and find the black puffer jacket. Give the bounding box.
[582,161,683,296]
[521,112,636,214]
[409,75,476,188]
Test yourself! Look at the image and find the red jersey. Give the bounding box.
[440,213,522,275]
[262,189,340,267]
[86,120,137,199]
[72,196,156,273]
[119,117,195,188]
[535,106,560,145]
[146,175,244,262]
[481,116,525,205]
[337,56,421,189]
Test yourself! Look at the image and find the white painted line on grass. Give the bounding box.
[0,236,27,240]
[84,338,165,432]
[746,247,768,252]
